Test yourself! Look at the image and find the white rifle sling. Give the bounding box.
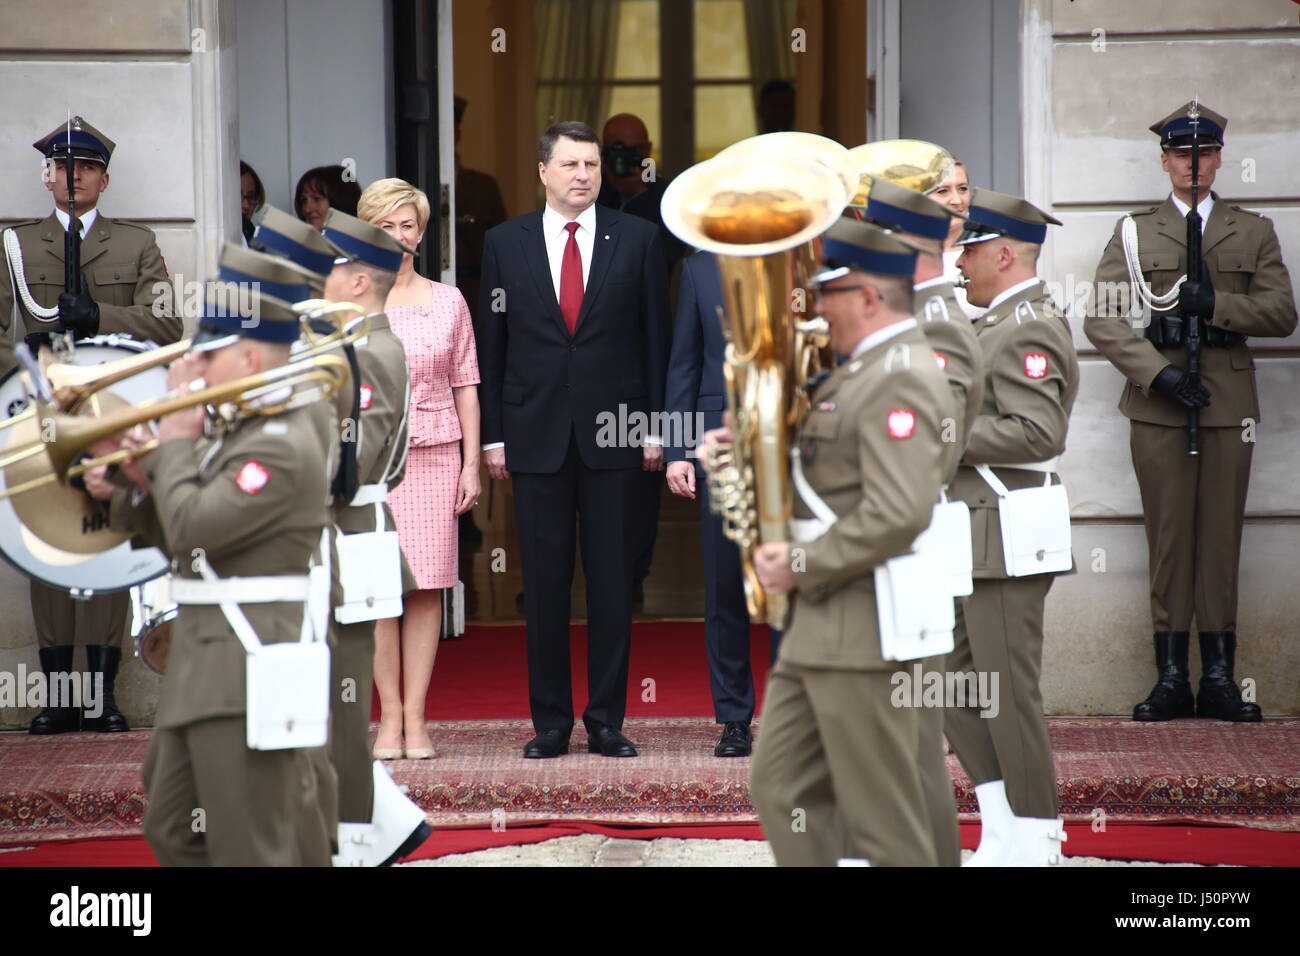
[973,463,1072,577]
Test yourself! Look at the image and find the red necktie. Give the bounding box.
[559,221,584,336]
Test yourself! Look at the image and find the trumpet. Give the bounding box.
[0,352,351,503]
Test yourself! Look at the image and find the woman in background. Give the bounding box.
[239,160,265,243]
[929,158,982,319]
[295,164,362,231]
[358,178,480,759]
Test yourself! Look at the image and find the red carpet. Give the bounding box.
[386,622,774,721]
[4,821,1299,867]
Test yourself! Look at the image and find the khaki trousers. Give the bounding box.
[751,661,936,867]
[943,575,1058,818]
[1130,422,1253,632]
[331,618,377,823]
[31,581,129,649]
[142,716,330,866]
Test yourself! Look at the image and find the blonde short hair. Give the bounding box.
[357,177,432,233]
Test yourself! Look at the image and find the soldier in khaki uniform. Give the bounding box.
[1,117,180,736]
[1085,103,1297,722]
[945,189,1079,866]
[737,223,955,866]
[856,179,984,867]
[84,295,336,866]
[255,206,429,866]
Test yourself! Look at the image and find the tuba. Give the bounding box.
[662,136,851,627]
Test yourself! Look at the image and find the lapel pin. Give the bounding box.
[604,234,610,240]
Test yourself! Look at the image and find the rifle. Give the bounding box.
[62,117,82,313]
[1183,102,1203,456]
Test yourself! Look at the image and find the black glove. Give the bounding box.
[57,273,100,340]
[1151,365,1211,409]
[1178,275,1215,321]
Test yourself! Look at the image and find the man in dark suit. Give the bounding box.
[664,251,777,757]
[478,121,671,758]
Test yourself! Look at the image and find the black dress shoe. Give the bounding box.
[523,729,570,758]
[714,721,752,757]
[587,726,637,757]
[1196,631,1262,722]
[1133,631,1194,721]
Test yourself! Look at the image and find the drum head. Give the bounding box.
[0,335,171,592]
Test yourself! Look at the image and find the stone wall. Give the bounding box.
[1023,0,1300,714]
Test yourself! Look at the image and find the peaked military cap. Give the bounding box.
[955,188,1062,246]
[254,205,344,288]
[1150,100,1226,150]
[193,244,317,352]
[33,116,115,166]
[813,218,921,283]
[859,179,963,242]
[322,209,414,274]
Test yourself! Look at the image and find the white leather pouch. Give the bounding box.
[335,502,404,624]
[912,494,973,598]
[874,551,956,662]
[245,641,331,750]
[975,465,1072,577]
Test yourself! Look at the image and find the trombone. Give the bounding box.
[0,352,351,501]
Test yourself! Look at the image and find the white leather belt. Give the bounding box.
[970,456,1059,474]
[170,574,311,605]
[350,482,388,507]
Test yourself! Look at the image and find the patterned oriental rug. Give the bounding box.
[2,716,1297,845]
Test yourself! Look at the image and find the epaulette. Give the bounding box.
[1128,205,1160,217]
[103,217,157,234]
[883,342,912,372]
[1,218,43,230]
[1227,203,1265,221]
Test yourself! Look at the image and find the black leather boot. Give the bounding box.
[1196,631,1262,722]
[29,646,80,734]
[81,646,129,732]
[1132,631,1194,721]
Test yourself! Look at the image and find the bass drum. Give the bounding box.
[0,333,171,593]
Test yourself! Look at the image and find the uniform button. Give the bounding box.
[569,345,576,352]
[979,497,987,504]
[38,273,46,281]
[114,272,121,280]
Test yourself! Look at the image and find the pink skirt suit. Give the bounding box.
[386,279,480,590]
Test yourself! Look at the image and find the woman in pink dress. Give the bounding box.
[358,178,481,759]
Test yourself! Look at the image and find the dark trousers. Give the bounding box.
[698,463,767,724]
[513,433,637,735]
[632,469,663,585]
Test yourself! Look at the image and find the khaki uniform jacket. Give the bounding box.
[915,280,985,482]
[111,402,335,729]
[325,314,417,594]
[780,321,955,672]
[0,213,180,378]
[1084,195,1297,427]
[949,281,1080,579]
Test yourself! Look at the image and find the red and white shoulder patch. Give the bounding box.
[1023,353,1048,379]
[934,351,948,371]
[359,384,374,410]
[887,408,916,439]
[235,460,271,495]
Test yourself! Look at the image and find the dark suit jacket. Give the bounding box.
[597,178,687,279]
[665,252,729,464]
[477,204,670,473]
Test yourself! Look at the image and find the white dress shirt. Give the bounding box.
[54,207,98,236]
[847,317,918,360]
[542,201,596,297]
[1170,193,1215,234]
[986,276,1043,314]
